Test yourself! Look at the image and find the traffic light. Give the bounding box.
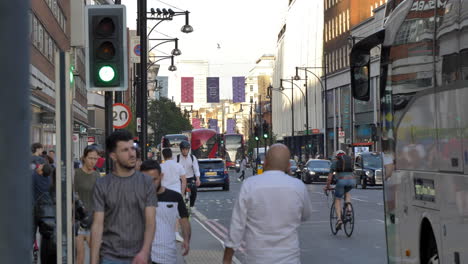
[254,125,260,141]
[85,5,127,91]
[262,123,269,139]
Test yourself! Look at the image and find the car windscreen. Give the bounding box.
[307,161,331,169]
[199,161,224,170]
[363,155,382,168]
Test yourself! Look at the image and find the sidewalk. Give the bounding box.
[182,214,230,264]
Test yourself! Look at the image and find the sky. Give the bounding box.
[121,0,286,99]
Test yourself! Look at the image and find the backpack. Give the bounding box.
[336,155,353,172]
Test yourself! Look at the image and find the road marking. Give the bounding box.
[374,219,385,223]
[193,217,242,264]
[377,203,384,206]
[351,197,368,202]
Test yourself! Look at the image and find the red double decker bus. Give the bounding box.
[190,128,220,159]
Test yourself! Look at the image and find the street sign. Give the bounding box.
[87,136,96,144]
[137,117,141,133]
[130,36,140,63]
[113,103,132,129]
[312,129,321,134]
[339,131,345,138]
[73,133,79,143]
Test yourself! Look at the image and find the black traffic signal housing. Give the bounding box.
[85,5,128,91]
[254,125,260,141]
[262,122,269,139]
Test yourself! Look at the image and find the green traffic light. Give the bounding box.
[98,65,116,83]
[263,134,268,139]
[255,136,259,141]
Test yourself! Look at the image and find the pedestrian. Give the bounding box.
[161,148,187,242]
[35,169,91,264]
[223,144,313,264]
[140,160,191,264]
[31,142,45,170]
[32,158,53,243]
[48,150,56,167]
[91,130,158,264]
[237,155,247,182]
[176,140,200,208]
[75,145,100,264]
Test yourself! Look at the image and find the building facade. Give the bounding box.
[324,0,386,156]
[272,0,325,158]
[30,0,90,160]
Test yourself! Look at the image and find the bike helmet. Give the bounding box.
[179,140,191,150]
[334,150,346,157]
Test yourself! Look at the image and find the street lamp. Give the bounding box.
[268,84,294,144]
[138,4,194,160]
[148,55,177,72]
[294,66,328,157]
[149,38,182,57]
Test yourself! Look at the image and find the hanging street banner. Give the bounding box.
[155,76,169,99]
[227,118,236,134]
[181,77,194,103]
[192,118,201,129]
[232,76,245,103]
[207,77,220,103]
[209,119,219,133]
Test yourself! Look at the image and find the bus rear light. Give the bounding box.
[405,250,411,257]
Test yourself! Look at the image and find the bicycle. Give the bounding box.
[325,188,355,237]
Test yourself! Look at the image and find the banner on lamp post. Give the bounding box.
[227,118,236,134]
[232,76,245,103]
[192,118,201,129]
[207,77,220,103]
[209,119,219,133]
[181,77,194,103]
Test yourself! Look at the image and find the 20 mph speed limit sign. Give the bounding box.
[113,103,132,129]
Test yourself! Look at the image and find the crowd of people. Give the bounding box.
[31,129,354,264]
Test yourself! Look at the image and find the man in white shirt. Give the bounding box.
[176,140,200,207]
[223,144,313,264]
[161,148,186,195]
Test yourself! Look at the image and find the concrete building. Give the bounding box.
[323,0,386,155]
[272,0,324,158]
[30,0,90,159]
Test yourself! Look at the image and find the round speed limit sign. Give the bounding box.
[113,103,132,129]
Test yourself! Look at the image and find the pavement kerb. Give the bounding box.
[190,208,242,264]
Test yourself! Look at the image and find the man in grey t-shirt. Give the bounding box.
[91,130,158,264]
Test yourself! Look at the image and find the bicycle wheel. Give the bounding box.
[329,200,339,235]
[344,202,355,237]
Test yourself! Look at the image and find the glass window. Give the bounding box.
[38,24,44,52]
[33,16,38,47]
[346,9,350,31]
[44,34,49,59]
[48,38,53,61]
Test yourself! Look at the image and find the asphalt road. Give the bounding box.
[193,168,388,263]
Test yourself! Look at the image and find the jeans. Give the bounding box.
[101,258,132,264]
[187,177,198,207]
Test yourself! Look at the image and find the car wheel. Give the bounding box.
[223,183,230,191]
[361,178,367,189]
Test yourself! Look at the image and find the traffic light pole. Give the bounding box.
[105,92,113,174]
[0,1,31,262]
[138,0,148,160]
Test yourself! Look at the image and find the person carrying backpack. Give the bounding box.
[177,140,200,208]
[324,150,356,231]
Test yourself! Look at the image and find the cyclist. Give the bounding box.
[176,140,200,208]
[324,150,356,230]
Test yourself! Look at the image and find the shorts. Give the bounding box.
[335,178,356,199]
[77,226,90,236]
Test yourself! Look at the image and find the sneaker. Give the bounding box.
[175,232,184,242]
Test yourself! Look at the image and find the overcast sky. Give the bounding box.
[121,0,286,99]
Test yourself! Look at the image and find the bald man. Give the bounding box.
[223,144,313,264]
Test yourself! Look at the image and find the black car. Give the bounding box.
[354,152,383,189]
[301,159,331,184]
[289,160,301,178]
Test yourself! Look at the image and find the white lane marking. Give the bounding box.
[374,219,385,223]
[377,203,384,206]
[193,217,242,264]
[351,197,368,202]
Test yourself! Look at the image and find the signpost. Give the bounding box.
[112,103,132,129]
[131,36,141,63]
